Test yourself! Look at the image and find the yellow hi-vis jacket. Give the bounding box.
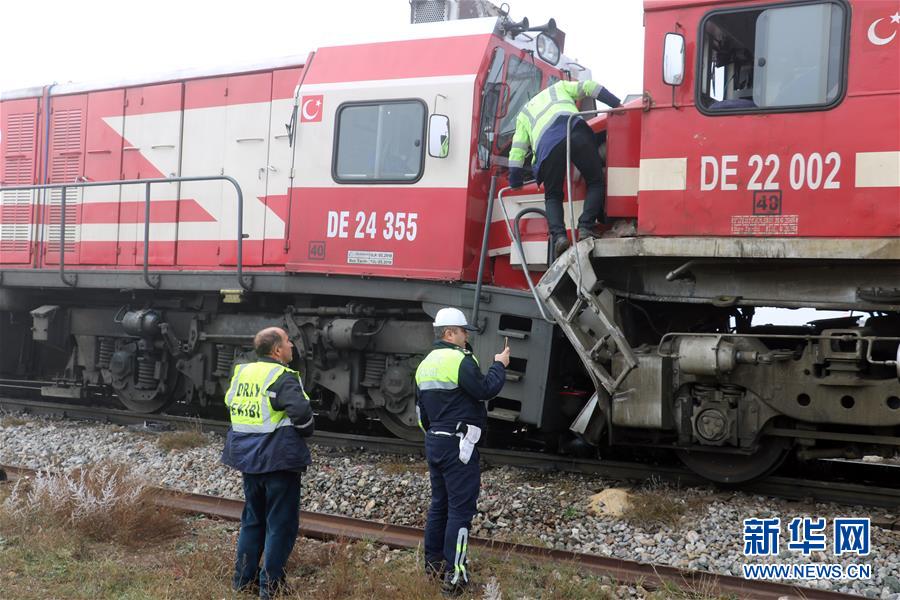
[224,361,299,433]
[508,79,603,169]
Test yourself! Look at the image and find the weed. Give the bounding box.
[0,414,27,427]
[646,573,738,600]
[623,488,688,529]
[157,423,208,452]
[1,463,182,547]
[379,459,429,476]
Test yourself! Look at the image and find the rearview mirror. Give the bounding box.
[663,33,685,86]
[428,114,450,158]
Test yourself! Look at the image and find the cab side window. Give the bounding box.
[477,48,506,169]
[698,1,846,113]
[333,100,426,183]
[496,55,543,150]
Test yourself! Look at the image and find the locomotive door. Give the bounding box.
[43,94,86,266]
[80,89,125,265]
[0,98,39,265]
[262,68,303,266]
[218,72,273,267]
[181,77,227,267]
[119,83,183,266]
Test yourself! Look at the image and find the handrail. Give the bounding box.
[495,185,554,323]
[471,174,498,332]
[0,175,251,291]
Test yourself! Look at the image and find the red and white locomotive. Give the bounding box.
[1,0,897,482]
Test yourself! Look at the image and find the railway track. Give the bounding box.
[2,396,899,509]
[0,464,864,600]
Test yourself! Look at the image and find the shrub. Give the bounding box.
[2,464,182,547]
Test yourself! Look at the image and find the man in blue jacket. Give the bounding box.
[507,79,622,257]
[222,327,315,599]
[415,307,509,596]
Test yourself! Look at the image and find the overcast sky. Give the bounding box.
[0,0,645,96]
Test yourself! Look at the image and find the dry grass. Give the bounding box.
[0,468,725,599]
[623,489,688,529]
[0,414,27,427]
[1,464,182,547]
[646,574,738,600]
[379,458,429,476]
[157,421,209,452]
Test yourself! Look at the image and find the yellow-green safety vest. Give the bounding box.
[414,347,480,432]
[224,361,304,434]
[508,79,603,169]
[415,347,480,392]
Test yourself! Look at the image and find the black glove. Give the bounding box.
[597,87,622,109]
[508,167,526,189]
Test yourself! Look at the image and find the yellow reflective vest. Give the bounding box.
[224,361,302,434]
[508,79,603,169]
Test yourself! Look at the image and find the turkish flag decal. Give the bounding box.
[300,95,323,123]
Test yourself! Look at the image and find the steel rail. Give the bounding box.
[0,464,861,600]
[2,396,899,508]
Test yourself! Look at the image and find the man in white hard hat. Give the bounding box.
[414,307,510,596]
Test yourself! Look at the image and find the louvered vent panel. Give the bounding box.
[47,108,83,253]
[411,0,448,23]
[1,112,36,253]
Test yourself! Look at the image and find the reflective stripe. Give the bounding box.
[521,106,537,128]
[417,380,459,391]
[416,405,426,433]
[232,420,292,433]
[450,527,469,585]
[531,95,575,127]
[224,363,248,408]
[429,430,456,437]
[511,141,529,151]
[257,365,285,426]
[294,416,315,429]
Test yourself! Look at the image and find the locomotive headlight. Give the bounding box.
[536,33,560,66]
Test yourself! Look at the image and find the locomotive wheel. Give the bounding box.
[676,438,791,484]
[115,369,181,413]
[117,386,176,413]
[375,407,424,442]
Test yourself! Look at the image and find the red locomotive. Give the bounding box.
[1,0,897,482]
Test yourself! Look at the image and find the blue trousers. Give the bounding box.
[424,433,480,585]
[233,470,302,599]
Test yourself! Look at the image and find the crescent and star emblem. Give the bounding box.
[868,12,900,46]
[302,98,322,121]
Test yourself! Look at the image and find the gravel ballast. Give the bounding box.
[2,415,898,599]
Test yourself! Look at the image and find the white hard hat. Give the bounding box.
[433,307,478,331]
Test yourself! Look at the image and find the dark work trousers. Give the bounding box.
[538,124,606,238]
[233,470,302,599]
[424,432,480,585]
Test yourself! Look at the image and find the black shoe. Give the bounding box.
[233,580,260,596]
[425,561,444,582]
[441,576,468,597]
[553,235,571,256]
[260,580,292,599]
[577,227,602,240]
